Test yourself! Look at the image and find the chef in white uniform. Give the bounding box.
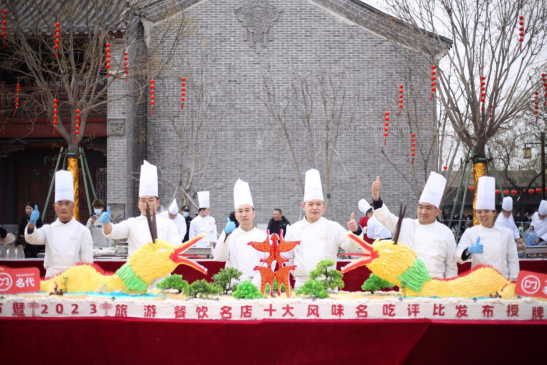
[366,215,393,240]
[189,191,218,248]
[494,196,520,241]
[159,199,187,241]
[214,179,268,287]
[528,200,547,244]
[456,176,520,280]
[371,172,458,279]
[285,169,365,289]
[101,160,181,257]
[25,170,93,278]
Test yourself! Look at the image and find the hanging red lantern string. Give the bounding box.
[181,77,186,110]
[488,105,494,124]
[14,83,20,115]
[430,65,436,101]
[443,165,447,171]
[2,9,7,46]
[383,112,389,147]
[52,98,58,135]
[518,16,524,52]
[480,76,486,112]
[410,133,416,165]
[54,21,60,59]
[74,108,81,145]
[123,51,129,82]
[398,84,403,117]
[533,91,539,123]
[542,73,546,106]
[105,42,111,78]
[150,79,155,115]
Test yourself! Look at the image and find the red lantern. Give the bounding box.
[468,186,474,192]
[542,73,546,106]
[480,76,486,111]
[384,112,389,146]
[410,133,416,164]
[14,83,20,115]
[398,84,403,116]
[443,165,447,170]
[495,189,500,195]
[511,189,518,195]
[430,65,437,101]
[54,22,61,59]
[181,77,186,110]
[123,51,129,82]
[533,91,540,123]
[536,188,543,194]
[2,9,7,46]
[503,190,510,195]
[150,79,155,115]
[52,98,58,135]
[74,108,81,144]
[528,189,535,194]
[518,16,524,51]
[105,43,111,78]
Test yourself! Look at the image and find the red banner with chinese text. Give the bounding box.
[0,267,40,294]
[515,270,547,299]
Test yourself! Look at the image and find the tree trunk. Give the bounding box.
[67,156,79,221]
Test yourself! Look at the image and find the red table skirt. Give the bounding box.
[2,259,547,291]
[0,317,545,365]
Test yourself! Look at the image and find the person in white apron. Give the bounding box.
[214,179,267,287]
[456,176,520,281]
[189,191,218,248]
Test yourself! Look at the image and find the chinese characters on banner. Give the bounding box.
[515,271,547,299]
[0,267,40,294]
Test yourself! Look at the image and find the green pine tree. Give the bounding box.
[212,267,243,294]
[296,279,329,299]
[183,279,222,299]
[232,281,264,299]
[156,274,189,294]
[361,274,394,294]
[309,259,345,291]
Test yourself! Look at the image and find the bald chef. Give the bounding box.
[25,170,93,277]
[371,172,458,278]
[101,160,181,256]
[159,199,187,242]
[285,169,365,289]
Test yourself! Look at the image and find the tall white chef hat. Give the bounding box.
[476,176,496,210]
[419,172,447,208]
[358,199,371,214]
[303,169,324,202]
[168,199,179,215]
[138,160,158,197]
[539,200,547,216]
[234,179,254,210]
[55,170,74,202]
[198,191,210,209]
[502,196,513,212]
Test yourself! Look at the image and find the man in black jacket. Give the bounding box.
[181,205,192,242]
[267,208,290,238]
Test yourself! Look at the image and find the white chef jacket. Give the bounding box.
[366,216,392,240]
[86,217,111,248]
[456,225,520,280]
[530,212,547,241]
[494,214,520,240]
[25,218,93,278]
[214,227,268,287]
[104,215,181,257]
[189,215,218,248]
[158,211,187,241]
[285,217,364,289]
[373,204,458,279]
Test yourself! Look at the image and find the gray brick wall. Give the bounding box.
[109,0,441,231]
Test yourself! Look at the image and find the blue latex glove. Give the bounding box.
[224,217,236,234]
[29,205,40,225]
[99,206,111,225]
[468,236,484,254]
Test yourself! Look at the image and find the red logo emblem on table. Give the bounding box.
[0,267,40,294]
[515,271,547,299]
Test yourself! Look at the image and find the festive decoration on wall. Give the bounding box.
[384,112,389,146]
[52,98,58,135]
[74,108,81,144]
[511,189,518,195]
[54,21,61,59]
[342,234,516,298]
[150,79,155,114]
[430,65,437,100]
[39,235,207,293]
[248,230,300,297]
[181,77,186,110]
[518,16,524,52]
[410,133,416,164]
[398,84,403,116]
[503,189,510,195]
[105,42,111,78]
[14,83,20,115]
[534,91,539,123]
[2,9,7,46]
[480,76,486,111]
[123,51,129,82]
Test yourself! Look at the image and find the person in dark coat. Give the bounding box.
[181,205,192,242]
[18,201,43,257]
[267,208,290,238]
